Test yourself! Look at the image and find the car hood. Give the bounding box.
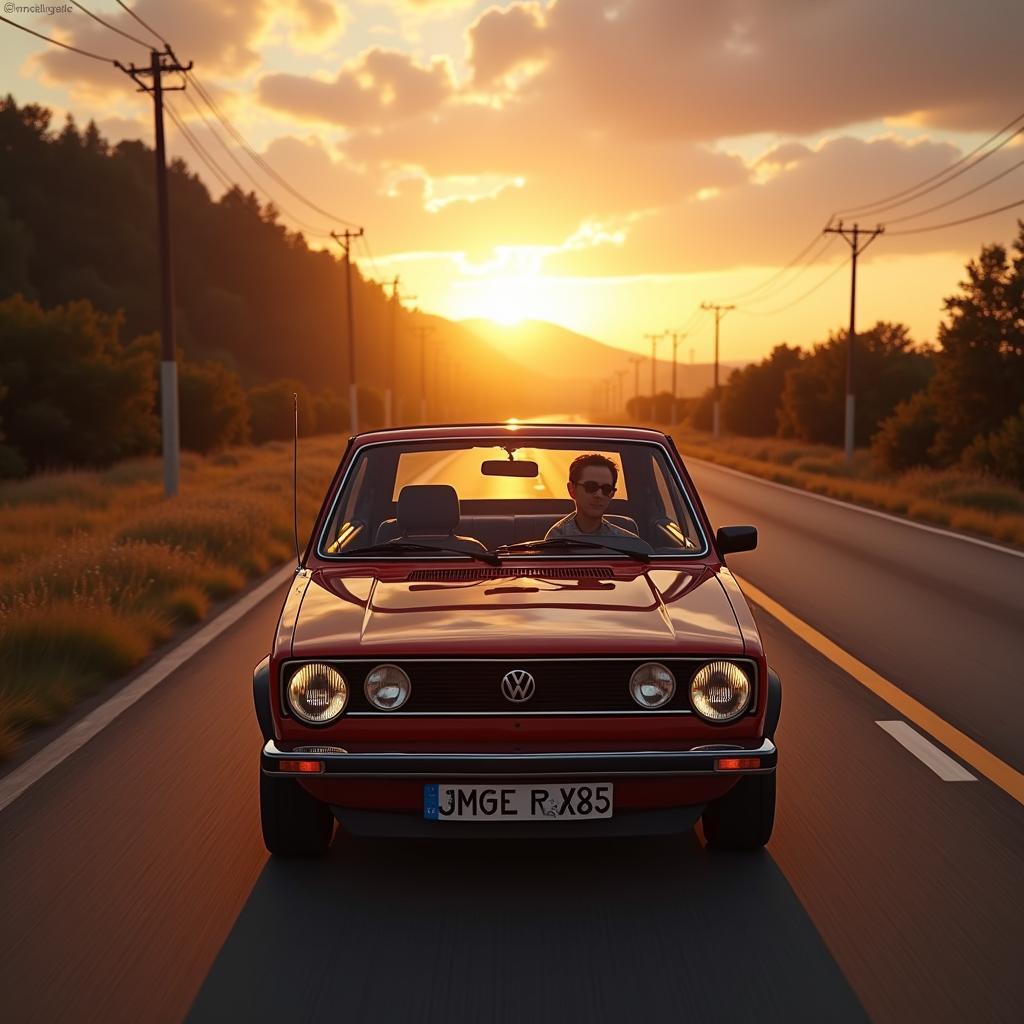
[291,566,745,656]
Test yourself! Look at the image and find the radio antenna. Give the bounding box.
[292,393,301,568]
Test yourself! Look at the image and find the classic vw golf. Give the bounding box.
[254,422,780,855]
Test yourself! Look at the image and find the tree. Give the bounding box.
[722,344,803,436]
[777,322,932,446]
[0,295,158,471]
[870,391,939,472]
[961,404,1024,487]
[686,388,715,432]
[179,358,251,453]
[311,389,348,434]
[927,223,1024,465]
[248,379,314,443]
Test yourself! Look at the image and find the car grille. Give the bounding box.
[280,658,755,715]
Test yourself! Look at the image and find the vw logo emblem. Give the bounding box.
[501,669,535,703]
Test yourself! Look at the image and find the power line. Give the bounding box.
[832,111,1024,219]
[713,231,833,305]
[674,305,704,337]
[186,71,362,229]
[884,196,1024,236]
[357,232,383,284]
[726,234,839,310]
[0,13,119,63]
[178,87,334,237]
[737,256,850,317]
[69,1,152,50]
[164,101,234,194]
[112,0,169,48]
[881,152,1024,226]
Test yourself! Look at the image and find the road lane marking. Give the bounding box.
[735,574,1024,807]
[876,721,978,782]
[0,564,296,817]
[690,456,1024,559]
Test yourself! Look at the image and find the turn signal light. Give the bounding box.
[279,760,324,773]
[715,757,760,771]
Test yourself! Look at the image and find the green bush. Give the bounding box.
[871,391,939,472]
[179,358,251,453]
[961,405,1024,488]
[0,295,159,470]
[248,379,314,443]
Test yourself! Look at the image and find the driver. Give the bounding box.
[545,454,638,540]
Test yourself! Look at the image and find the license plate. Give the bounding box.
[423,783,613,821]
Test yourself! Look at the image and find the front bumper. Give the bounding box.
[261,737,777,778]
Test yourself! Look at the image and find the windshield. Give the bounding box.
[318,438,707,558]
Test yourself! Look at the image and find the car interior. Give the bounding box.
[373,484,642,550]
[321,443,703,556]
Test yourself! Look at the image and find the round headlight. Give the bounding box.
[287,663,348,724]
[364,664,412,711]
[689,661,752,722]
[629,662,676,709]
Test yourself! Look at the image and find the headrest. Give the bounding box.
[397,484,460,535]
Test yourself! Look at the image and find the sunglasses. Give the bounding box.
[572,480,616,497]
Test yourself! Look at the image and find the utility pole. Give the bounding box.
[386,275,400,427]
[644,332,663,399]
[121,50,193,498]
[397,292,417,423]
[670,331,687,427]
[614,369,628,417]
[432,339,447,421]
[331,228,365,434]
[823,221,884,461]
[412,318,434,422]
[628,355,643,416]
[701,303,735,439]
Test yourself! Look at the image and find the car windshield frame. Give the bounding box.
[314,434,710,562]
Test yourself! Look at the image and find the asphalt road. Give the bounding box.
[1,455,1022,1023]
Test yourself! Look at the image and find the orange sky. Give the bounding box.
[2,0,1023,363]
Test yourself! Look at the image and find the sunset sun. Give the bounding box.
[472,276,530,326]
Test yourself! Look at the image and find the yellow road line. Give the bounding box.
[735,574,1024,808]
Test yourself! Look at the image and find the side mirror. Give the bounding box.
[716,525,757,556]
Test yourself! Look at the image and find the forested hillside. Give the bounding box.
[0,95,565,474]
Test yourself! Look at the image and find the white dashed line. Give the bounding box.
[876,721,978,782]
[0,563,296,816]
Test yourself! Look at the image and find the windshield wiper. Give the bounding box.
[340,540,501,566]
[497,537,651,563]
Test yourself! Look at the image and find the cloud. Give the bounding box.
[541,134,1024,277]
[280,0,348,52]
[20,0,1024,296]
[258,48,454,126]
[468,2,548,86]
[459,0,1024,142]
[32,0,277,96]
[96,114,149,144]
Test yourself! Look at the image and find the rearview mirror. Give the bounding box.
[481,460,539,477]
[716,526,757,555]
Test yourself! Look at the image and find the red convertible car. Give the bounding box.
[254,423,780,855]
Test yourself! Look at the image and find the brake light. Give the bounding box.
[279,760,324,773]
[715,757,760,770]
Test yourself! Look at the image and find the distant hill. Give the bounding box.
[462,319,743,398]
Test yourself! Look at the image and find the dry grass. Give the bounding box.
[672,429,1024,548]
[0,436,344,760]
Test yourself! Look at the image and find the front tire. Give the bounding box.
[701,772,776,851]
[260,770,335,857]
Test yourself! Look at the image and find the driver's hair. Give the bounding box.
[568,454,618,486]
